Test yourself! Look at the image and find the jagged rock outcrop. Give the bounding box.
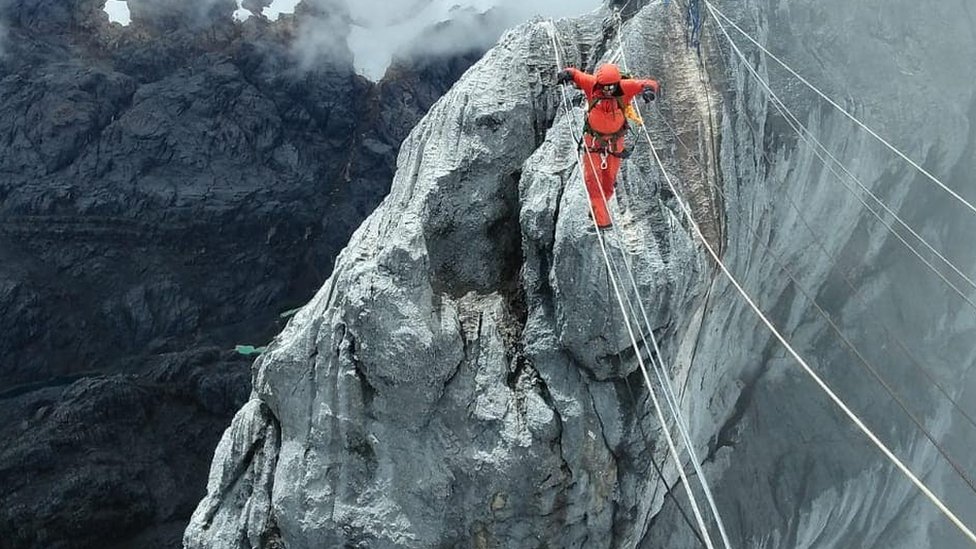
[186,3,723,547]
[0,350,250,549]
[189,0,976,547]
[0,1,479,547]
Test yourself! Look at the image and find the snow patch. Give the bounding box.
[103,0,131,26]
[233,0,254,22]
[263,0,300,21]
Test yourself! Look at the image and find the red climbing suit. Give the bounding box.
[561,64,659,228]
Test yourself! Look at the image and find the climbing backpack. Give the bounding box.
[615,70,645,125]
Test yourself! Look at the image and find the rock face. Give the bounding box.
[0,0,471,387]
[643,0,976,547]
[0,1,478,547]
[0,350,250,549]
[188,0,976,548]
[186,4,724,548]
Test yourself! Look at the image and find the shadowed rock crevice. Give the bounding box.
[425,167,526,299]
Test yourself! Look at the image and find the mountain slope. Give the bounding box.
[0,1,480,547]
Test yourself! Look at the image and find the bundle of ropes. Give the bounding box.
[542,0,976,544]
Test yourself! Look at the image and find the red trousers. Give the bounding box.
[581,135,623,227]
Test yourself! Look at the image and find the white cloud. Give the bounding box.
[107,0,596,77]
[103,0,132,26]
[306,0,598,79]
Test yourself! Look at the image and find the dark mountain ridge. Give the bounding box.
[0,1,478,547]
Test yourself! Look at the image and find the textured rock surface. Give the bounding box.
[644,0,976,547]
[0,350,250,549]
[190,0,976,547]
[0,0,477,547]
[0,0,472,388]
[186,3,725,547]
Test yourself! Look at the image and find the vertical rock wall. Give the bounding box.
[186,3,727,547]
[643,1,976,547]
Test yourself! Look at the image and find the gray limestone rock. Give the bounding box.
[188,0,976,548]
[643,0,976,547]
[187,3,723,547]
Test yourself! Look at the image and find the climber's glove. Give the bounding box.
[641,85,657,103]
[557,69,575,85]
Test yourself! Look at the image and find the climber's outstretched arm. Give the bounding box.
[557,67,596,92]
[620,78,660,101]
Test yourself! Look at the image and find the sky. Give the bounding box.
[102,0,599,79]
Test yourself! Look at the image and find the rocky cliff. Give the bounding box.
[0,0,478,388]
[185,2,727,547]
[0,0,479,547]
[645,0,976,547]
[188,0,976,547]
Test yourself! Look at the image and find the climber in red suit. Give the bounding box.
[557,63,660,229]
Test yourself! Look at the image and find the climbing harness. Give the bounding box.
[578,135,631,160]
[608,14,733,549]
[579,89,641,160]
[585,131,630,156]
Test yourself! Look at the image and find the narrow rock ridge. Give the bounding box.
[186,2,726,547]
[188,0,976,546]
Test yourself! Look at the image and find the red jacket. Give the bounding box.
[563,67,660,136]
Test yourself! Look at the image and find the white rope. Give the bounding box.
[650,74,976,495]
[543,20,718,549]
[610,9,734,549]
[703,0,976,220]
[671,98,976,435]
[626,34,976,547]
[703,2,976,313]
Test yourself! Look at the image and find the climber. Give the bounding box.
[557,63,660,229]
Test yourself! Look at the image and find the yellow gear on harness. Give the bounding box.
[623,103,643,125]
